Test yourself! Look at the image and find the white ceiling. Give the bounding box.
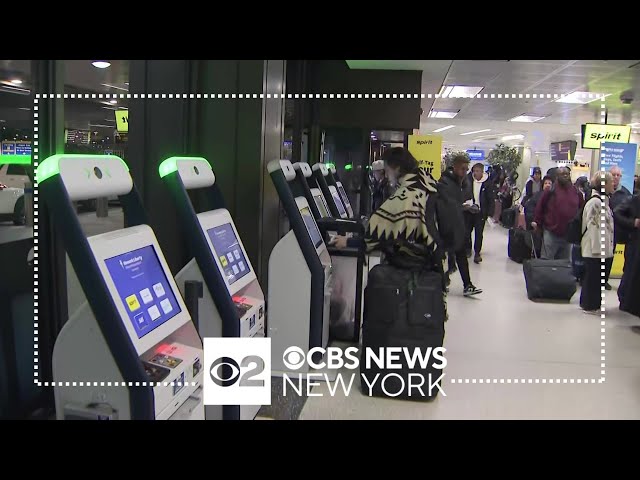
[347,60,640,157]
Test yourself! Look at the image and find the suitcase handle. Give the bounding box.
[529,230,540,259]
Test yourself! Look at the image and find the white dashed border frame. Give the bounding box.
[32,92,608,388]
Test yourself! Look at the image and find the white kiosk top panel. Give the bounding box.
[89,225,192,355]
[198,209,257,295]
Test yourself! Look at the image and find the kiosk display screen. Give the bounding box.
[300,206,323,249]
[337,184,351,209]
[314,195,330,217]
[105,245,182,339]
[331,190,347,216]
[207,222,251,286]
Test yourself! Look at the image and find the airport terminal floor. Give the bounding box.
[294,225,640,420]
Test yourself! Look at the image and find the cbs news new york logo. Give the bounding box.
[203,338,272,405]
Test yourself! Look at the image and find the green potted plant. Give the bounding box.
[442,149,470,170]
[486,143,522,177]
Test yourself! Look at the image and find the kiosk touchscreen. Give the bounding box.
[329,186,348,218]
[328,165,355,218]
[312,192,331,218]
[336,183,354,218]
[198,209,265,340]
[40,154,204,421]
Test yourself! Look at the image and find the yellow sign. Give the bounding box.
[408,134,443,180]
[125,294,141,312]
[610,244,625,279]
[115,110,129,133]
[582,123,631,149]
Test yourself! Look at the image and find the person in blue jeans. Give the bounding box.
[531,167,584,260]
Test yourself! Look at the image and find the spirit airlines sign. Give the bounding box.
[582,123,631,149]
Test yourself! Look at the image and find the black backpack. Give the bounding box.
[566,193,600,245]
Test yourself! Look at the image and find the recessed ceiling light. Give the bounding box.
[92,61,111,69]
[460,129,491,136]
[428,109,459,119]
[502,134,525,141]
[109,99,118,104]
[555,91,610,104]
[438,85,484,98]
[510,114,547,123]
[10,79,23,85]
[433,125,455,133]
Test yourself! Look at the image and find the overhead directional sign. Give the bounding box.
[115,110,129,133]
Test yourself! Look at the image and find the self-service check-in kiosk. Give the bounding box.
[267,160,333,376]
[326,164,355,219]
[159,156,264,421]
[39,155,204,420]
[312,163,349,220]
[291,162,365,342]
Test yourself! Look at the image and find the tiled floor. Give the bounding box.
[297,224,640,420]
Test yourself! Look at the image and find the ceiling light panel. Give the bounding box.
[428,109,460,119]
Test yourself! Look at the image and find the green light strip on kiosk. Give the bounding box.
[158,156,212,178]
[36,154,129,184]
[0,154,32,165]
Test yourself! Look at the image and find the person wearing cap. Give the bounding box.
[370,159,394,213]
[523,167,542,205]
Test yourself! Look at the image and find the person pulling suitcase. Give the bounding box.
[353,147,460,401]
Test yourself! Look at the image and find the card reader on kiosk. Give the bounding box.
[267,160,333,376]
[159,156,265,421]
[38,155,204,420]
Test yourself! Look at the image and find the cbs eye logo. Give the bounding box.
[209,355,265,387]
[282,346,306,370]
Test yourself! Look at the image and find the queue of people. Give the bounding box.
[335,147,639,322]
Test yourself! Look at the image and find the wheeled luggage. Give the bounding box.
[508,228,532,263]
[571,244,584,281]
[523,248,577,301]
[508,229,541,263]
[360,263,445,401]
[501,206,517,229]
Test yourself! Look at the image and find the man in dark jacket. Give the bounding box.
[532,167,584,260]
[605,166,633,290]
[614,194,640,319]
[438,154,482,296]
[609,166,633,212]
[463,162,495,263]
[370,159,394,213]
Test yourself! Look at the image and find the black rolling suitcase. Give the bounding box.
[360,263,446,401]
[508,229,541,263]
[501,206,517,228]
[508,228,531,263]
[522,246,576,301]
